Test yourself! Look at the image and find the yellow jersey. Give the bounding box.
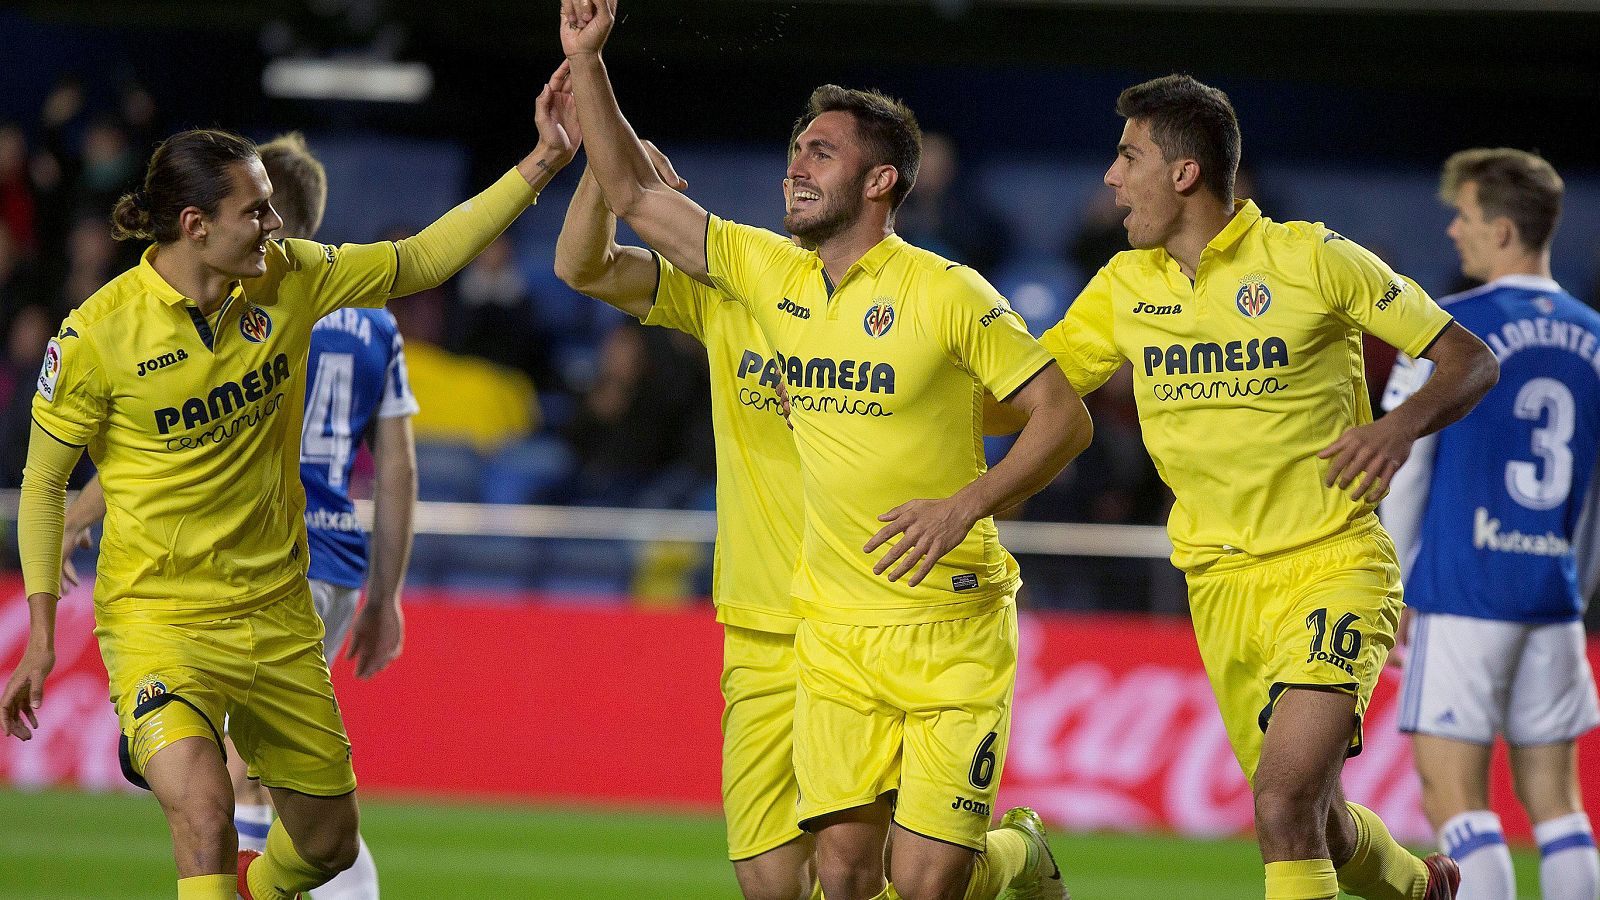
[1040,201,1453,572]
[33,239,396,625]
[706,216,1054,625]
[643,254,803,634]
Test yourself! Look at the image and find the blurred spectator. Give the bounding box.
[78,115,139,218]
[896,132,1011,273]
[0,223,45,333]
[60,215,119,310]
[0,304,53,485]
[564,321,713,508]
[449,235,552,380]
[0,123,37,255]
[392,285,540,453]
[1063,186,1129,276]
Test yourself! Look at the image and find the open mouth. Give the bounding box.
[790,186,821,211]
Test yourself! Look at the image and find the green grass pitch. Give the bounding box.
[0,788,1544,898]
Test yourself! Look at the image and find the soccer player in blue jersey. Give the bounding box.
[1383,148,1600,900]
[59,132,418,900]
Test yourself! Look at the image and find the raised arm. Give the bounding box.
[554,143,690,317]
[560,0,714,283]
[389,65,582,298]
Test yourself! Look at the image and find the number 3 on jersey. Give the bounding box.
[1507,376,1575,511]
[302,352,355,488]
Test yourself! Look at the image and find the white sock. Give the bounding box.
[1440,810,1516,900]
[309,834,379,900]
[233,803,273,855]
[1535,812,1600,900]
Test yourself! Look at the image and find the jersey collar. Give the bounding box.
[853,232,906,278]
[1487,273,1563,294]
[1205,199,1262,256]
[135,244,246,309]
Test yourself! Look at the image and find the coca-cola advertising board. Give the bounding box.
[3,576,1595,843]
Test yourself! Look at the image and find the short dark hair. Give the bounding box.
[1116,75,1241,204]
[111,128,259,243]
[796,85,922,209]
[258,132,327,241]
[1440,148,1564,251]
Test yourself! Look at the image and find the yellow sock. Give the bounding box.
[176,874,235,900]
[1336,803,1430,900]
[247,819,331,898]
[1265,858,1338,900]
[811,880,824,900]
[962,827,1030,900]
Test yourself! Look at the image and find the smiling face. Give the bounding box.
[784,110,875,246]
[197,158,282,279]
[1446,180,1502,282]
[1103,118,1186,251]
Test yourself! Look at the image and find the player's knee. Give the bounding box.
[293,822,360,874]
[891,870,967,900]
[170,795,236,857]
[1254,778,1330,840]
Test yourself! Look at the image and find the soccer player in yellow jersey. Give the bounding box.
[0,73,580,899]
[559,4,1093,899]
[1038,75,1499,900]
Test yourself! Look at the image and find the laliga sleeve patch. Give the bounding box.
[37,338,63,402]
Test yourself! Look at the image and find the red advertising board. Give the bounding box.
[0,576,1590,844]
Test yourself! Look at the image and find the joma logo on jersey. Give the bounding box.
[1236,280,1271,318]
[736,349,896,394]
[239,306,272,343]
[1375,281,1404,311]
[1143,337,1290,377]
[154,353,291,434]
[950,796,992,816]
[777,298,811,320]
[1133,301,1182,315]
[136,349,189,377]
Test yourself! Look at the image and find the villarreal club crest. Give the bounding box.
[864,297,896,338]
[1236,276,1272,318]
[240,305,273,343]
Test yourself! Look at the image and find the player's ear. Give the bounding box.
[864,164,898,203]
[1172,159,1203,194]
[178,206,208,243]
[1492,216,1518,251]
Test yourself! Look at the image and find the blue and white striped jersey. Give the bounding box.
[1382,275,1600,623]
[300,307,419,588]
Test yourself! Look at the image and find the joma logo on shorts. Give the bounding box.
[951,796,992,816]
[1306,650,1356,676]
[137,349,189,377]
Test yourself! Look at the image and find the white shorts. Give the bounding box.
[309,579,361,658]
[1399,611,1600,745]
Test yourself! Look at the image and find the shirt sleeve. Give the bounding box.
[704,214,802,314]
[937,265,1055,402]
[642,252,720,342]
[275,238,400,320]
[31,316,110,447]
[377,318,421,419]
[1318,234,1454,359]
[19,421,84,598]
[1038,266,1124,397]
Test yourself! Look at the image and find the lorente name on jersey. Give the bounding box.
[155,353,293,438]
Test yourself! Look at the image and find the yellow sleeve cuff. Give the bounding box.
[390,169,538,298]
[19,422,84,598]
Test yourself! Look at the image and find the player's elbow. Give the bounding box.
[553,250,603,294]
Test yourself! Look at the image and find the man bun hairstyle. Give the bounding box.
[1440,148,1564,252]
[1116,74,1241,204]
[258,132,327,241]
[111,128,259,243]
[797,85,922,209]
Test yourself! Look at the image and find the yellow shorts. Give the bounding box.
[794,602,1017,851]
[98,582,355,797]
[1187,524,1401,784]
[721,625,803,861]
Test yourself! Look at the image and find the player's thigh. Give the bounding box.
[895,604,1017,852]
[1398,612,1519,744]
[1507,620,1600,747]
[97,618,243,789]
[888,823,977,899]
[793,619,903,830]
[721,625,805,862]
[228,585,356,799]
[308,579,360,658]
[1410,733,1494,819]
